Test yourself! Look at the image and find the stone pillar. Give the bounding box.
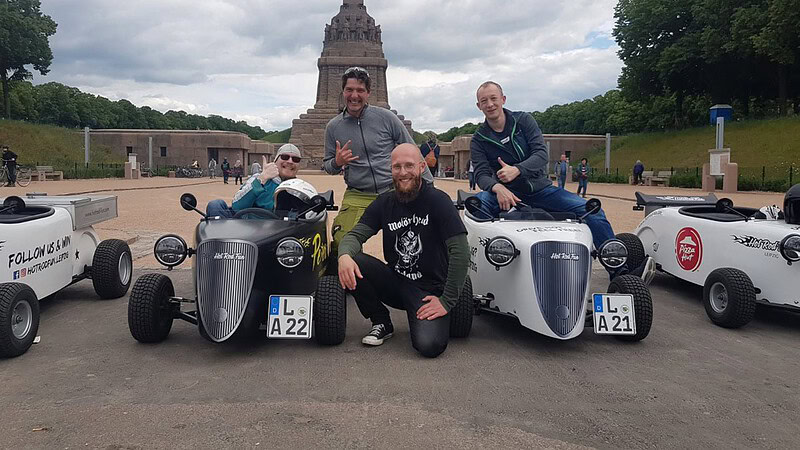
[702,163,715,192]
[722,163,738,193]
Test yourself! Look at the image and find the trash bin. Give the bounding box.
[710,104,733,125]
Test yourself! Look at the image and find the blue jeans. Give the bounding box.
[577,178,588,196]
[557,175,566,189]
[206,199,234,218]
[475,185,614,251]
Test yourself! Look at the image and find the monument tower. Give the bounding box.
[289,0,413,167]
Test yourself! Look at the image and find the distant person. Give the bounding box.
[206,144,302,218]
[419,135,440,177]
[190,159,200,169]
[233,159,244,185]
[468,159,476,190]
[2,145,18,187]
[250,160,261,176]
[633,160,644,185]
[576,158,590,198]
[208,158,217,179]
[554,154,568,189]
[323,66,432,264]
[221,157,231,184]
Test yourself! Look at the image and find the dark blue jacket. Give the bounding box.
[470,109,549,195]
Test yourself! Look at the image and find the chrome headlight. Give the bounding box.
[276,238,304,268]
[485,237,519,269]
[780,234,800,264]
[598,239,628,270]
[154,235,188,268]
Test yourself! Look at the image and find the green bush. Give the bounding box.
[588,172,628,184]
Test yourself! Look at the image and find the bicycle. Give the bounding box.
[0,163,32,187]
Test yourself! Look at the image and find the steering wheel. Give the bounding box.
[233,208,279,220]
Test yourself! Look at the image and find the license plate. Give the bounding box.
[267,295,313,339]
[592,293,636,335]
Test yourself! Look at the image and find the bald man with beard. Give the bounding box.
[337,143,470,358]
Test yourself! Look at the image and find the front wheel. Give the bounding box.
[92,239,133,299]
[16,168,32,187]
[128,274,175,343]
[0,283,40,358]
[449,276,474,338]
[615,233,646,272]
[314,275,346,345]
[608,274,653,342]
[702,268,756,328]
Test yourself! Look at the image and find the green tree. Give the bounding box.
[0,0,57,118]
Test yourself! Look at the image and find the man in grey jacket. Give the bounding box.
[323,67,432,262]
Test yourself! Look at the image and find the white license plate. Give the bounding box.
[267,295,313,339]
[592,293,636,335]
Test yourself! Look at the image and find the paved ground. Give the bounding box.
[1,176,798,448]
[2,268,799,449]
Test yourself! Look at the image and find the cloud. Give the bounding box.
[37,0,623,132]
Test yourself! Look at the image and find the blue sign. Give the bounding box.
[593,294,604,313]
[269,296,280,316]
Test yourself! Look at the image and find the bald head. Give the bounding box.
[392,143,424,163]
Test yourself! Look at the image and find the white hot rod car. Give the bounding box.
[0,194,132,357]
[456,190,654,342]
[633,185,800,328]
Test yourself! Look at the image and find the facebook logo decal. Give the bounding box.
[593,294,604,313]
[13,270,19,280]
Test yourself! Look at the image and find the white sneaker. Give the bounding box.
[361,324,393,346]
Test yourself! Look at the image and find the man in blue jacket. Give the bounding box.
[470,82,652,280]
[206,144,302,217]
[554,154,568,189]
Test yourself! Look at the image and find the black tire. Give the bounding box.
[616,232,646,272]
[128,274,175,343]
[449,276,475,338]
[16,168,32,187]
[92,239,133,299]
[608,274,653,342]
[702,268,756,328]
[314,275,346,345]
[0,283,40,358]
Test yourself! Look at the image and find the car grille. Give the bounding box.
[531,241,590,337]
[196,239,258,342]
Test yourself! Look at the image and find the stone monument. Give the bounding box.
[289,0,413,168]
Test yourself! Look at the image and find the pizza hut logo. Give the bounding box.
[676,227,703,272]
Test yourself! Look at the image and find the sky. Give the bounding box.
[37,0,623,133]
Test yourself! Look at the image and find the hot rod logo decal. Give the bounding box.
[676,227,702,272]
[730,235,780,253]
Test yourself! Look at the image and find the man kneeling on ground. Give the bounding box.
[206,144,302,217]
[337,143,470,358]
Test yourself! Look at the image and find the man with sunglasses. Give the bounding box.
[206,144,302,218]
[323,67,433,263]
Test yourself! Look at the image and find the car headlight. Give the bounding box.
[598,239,628,270]
[780,234,800,264]
[154,235,188,268]
[276,238,304,268]
[485,237,519,269]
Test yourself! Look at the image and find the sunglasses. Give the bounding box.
[344,66,369,77]
[279,154,302,163]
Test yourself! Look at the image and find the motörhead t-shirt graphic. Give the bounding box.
[360,182,466,295]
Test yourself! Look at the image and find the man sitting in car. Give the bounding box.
[206,144,303,218]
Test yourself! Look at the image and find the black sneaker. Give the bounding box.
[362,323,393,346]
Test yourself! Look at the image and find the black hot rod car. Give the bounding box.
[127,180,347,345]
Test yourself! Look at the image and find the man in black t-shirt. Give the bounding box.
[338,143,470,358]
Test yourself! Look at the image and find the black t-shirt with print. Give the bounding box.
[359,181,467,295]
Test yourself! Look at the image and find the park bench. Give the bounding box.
[30,165,64,182]
[631,170,653,185]
[646,170,673,187]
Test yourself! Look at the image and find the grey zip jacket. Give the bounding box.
[324,104,432,193]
